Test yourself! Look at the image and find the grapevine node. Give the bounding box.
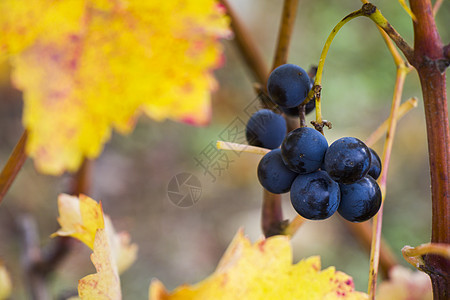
[311,120,332,132]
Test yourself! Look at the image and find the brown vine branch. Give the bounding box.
[222,0,301,237]
[0,130,28,206]
[261,0,301,237]
[70,159,92,196]
[261,190,288,237]
[409,1,450,298]
[273,0,300,133]
[272,0,299,70]
[220,0,283,237]
[219,0,269,86]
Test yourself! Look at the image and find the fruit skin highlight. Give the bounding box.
[290,170,340,220]
[324,137,371,184]
[267,64,311,108]
[281,127,328,174]
[338,175,382,222]
[245,109,287,149]
[257,149,298,194]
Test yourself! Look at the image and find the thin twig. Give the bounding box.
[432,0,443,16]
[360,1,408,78]
[359,1,416,293]
[368,64,409,299]
[0,130,28,206]
[283,215,306,237]
[22,159,92,299]
[398,0,417,22]
[402,243,450,270]
[361,3,415,63]
[365,97,418,147]
[216,141,270,155]
[343,221,398,278]
[18,214,50,300]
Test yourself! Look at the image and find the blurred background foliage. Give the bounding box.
[0,0,449,298]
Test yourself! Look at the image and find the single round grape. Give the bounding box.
[257,149,298,194]
[267,64,311,108]
[338,176,382,222]
[245,109,287,149]
[290,170,340,220]
[281,127,328,174]
[324,137,371,184]
[281,98,316,117]
[368,148,382,179]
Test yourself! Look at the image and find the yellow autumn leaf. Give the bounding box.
[52,194,104,249]
[0,0,230,175]
[149,230,368,300]
[78,228,121,300]
[0,261,12,300]
[52,193,137,274]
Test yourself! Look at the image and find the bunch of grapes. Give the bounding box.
[246,64,382,223]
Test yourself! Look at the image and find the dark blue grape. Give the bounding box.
[257,149,298,194]
[281,127,328,174]
[267,64,311,108]
[338,176,382,222]
[324,137,371,184]
[246,109,287,149]
[368,148,382,179]
[290,170,340,220]
[281,98,316,117]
